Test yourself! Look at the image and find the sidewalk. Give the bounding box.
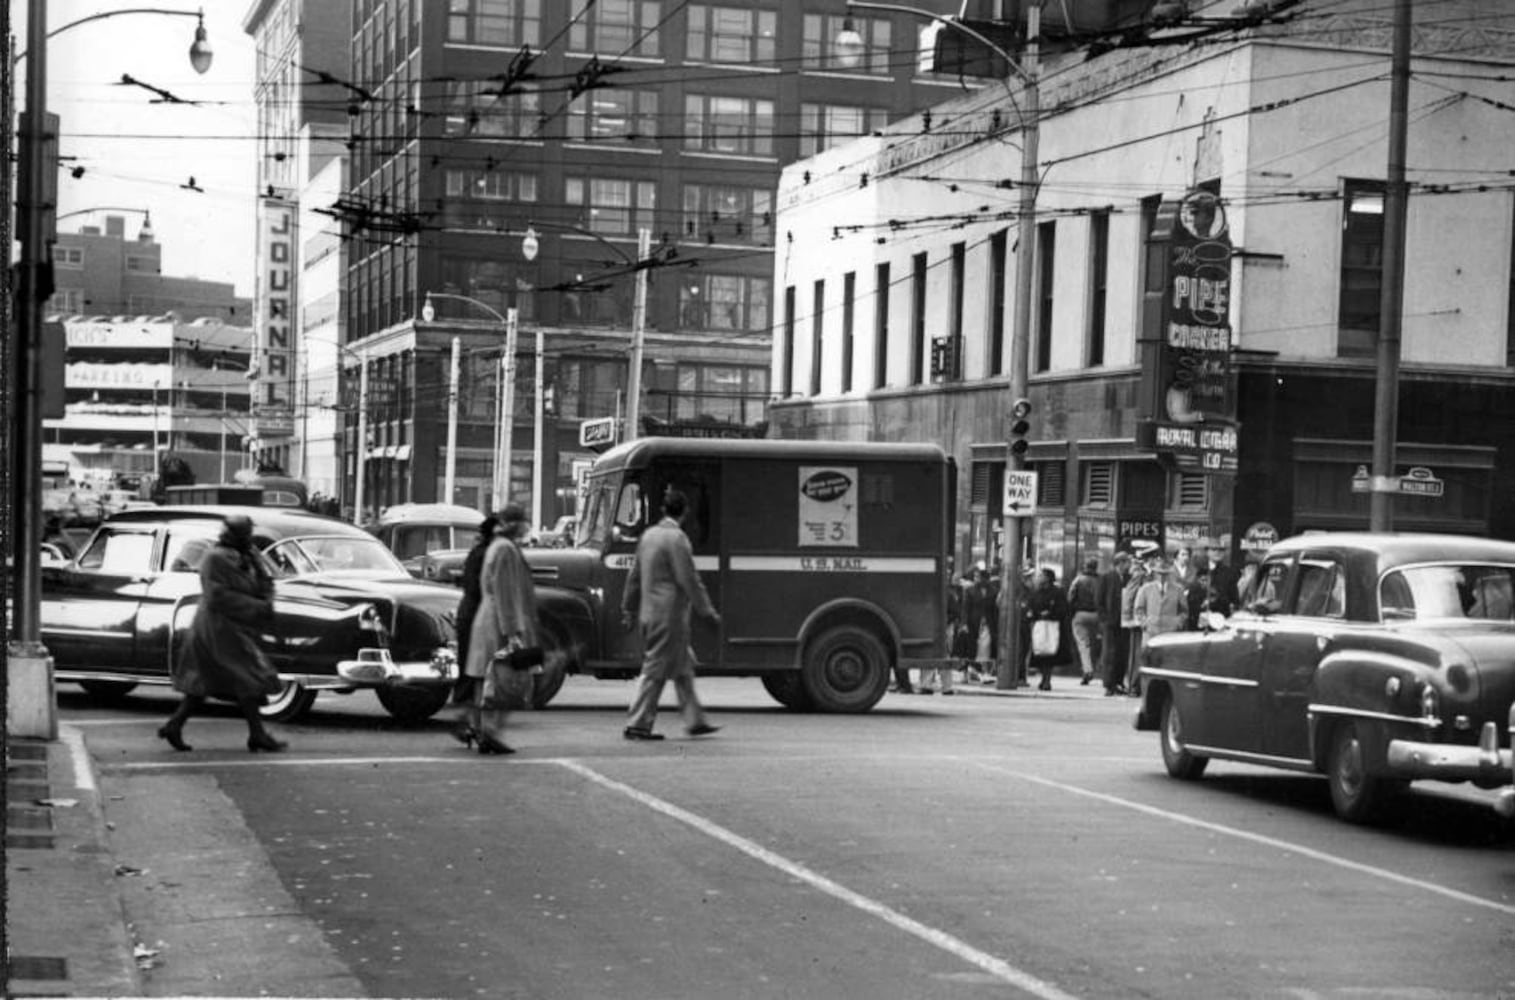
[897,667,1130,701]
[6,725,142,998]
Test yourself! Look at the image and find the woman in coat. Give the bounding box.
[447,514,499,745]
[1024,567,1071,691]
[462,504,538,755]
[158,514,288,753]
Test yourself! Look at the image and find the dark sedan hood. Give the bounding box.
[281,573,461,614]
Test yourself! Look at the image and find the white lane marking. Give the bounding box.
[972,761,1515,917]
[554,758,1081,1000]
[60,725,97,793]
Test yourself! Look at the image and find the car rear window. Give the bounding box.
[1380,564,1515,622]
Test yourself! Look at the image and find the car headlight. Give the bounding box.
[358,605,390,643]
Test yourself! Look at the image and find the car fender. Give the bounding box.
[1309,646,1435,772]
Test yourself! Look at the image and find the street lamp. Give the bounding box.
[837,0,1041,690]
[8,3,218,741]
[421,292,517,513]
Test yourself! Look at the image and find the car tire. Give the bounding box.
[375,684,451,724]
[261,681,318,722]
[1160,694,1209,780]
[800,625,890,714]
[78,680,139,702]
[761,672,814,711]
[1326,722,1398,823]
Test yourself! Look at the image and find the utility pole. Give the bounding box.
[496,307,520,506]
[444,336,460,504]
[624,227,651,442]
[1369,0,1410,531]
[997,2,1040,689]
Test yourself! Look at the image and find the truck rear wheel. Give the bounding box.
[801,626,889,713]
[530,622,571,709]
[761,672,813,711]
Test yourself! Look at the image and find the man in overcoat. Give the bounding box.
[620,489,722,740]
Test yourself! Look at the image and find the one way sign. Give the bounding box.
[1003,470,1038,517]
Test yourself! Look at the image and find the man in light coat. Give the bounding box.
[620,489,722,740]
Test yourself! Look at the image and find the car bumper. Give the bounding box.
[1385,708,1515,815]
[335,647,456,686]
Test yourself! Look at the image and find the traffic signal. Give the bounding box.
[1008,397,1032,460]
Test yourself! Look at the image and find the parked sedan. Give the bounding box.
[44,506,462,723]
[1136,532,1515,823]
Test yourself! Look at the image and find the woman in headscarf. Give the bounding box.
[461,503,538,755]
[447,514,500,745]
[158,514,288,753]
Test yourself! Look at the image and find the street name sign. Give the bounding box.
[1003,470,1038,517]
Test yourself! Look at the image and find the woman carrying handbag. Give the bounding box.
[460,504,539,755]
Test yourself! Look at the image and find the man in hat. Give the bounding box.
[1133,556,1185,696]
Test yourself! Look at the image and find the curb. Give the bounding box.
[5,725,142,997]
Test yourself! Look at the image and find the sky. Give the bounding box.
[15,1,259,298]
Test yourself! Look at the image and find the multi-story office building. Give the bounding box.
[772,1,1515,574]
[334,0,974,523]
[243,0,354,498]
[48,212,248,322]
[43,213,256,486]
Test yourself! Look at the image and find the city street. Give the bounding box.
[66,676,1515,999]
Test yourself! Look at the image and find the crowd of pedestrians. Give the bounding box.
[903,541,1248,697]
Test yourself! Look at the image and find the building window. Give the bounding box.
[439,255,536,321]
[563,177,657,236]
[1339,179,1384,358]
[810,280,825,396]
[447,0,541,47]
[444,82,542,138]
[910,252,927,385]
[52,246,83,268]
[803,14,890,73]
[1173,472,1208,510]
[1035,220,1056,373]
[799,104,885,159]
[48,288,83,313]
[556,357,625,421]
[1037,461,1067,507]
[442,169,538,231]
[683,94,774,156]
[841,271,856,393]
[686,6,776,65]
[569,0,661,57]
[679,274,771,332]
[669,364,767,424]
[1080,461,1114,507]
[782,284,796,396]
[566,88,659,146]
[125,255,154,273]
[1088,210,1109,367]
[989,229,1007,376]
[874,262,890,389]
[947,241,965,381]
[681,184,772,244]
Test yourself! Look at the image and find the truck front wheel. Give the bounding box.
[801,626,889,713]
[761,672,813,711]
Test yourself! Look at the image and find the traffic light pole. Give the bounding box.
[997,4,1039,690]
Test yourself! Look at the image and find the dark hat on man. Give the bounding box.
[499,503,527,525]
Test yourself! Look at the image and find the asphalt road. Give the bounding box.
[68,677,1515,1000]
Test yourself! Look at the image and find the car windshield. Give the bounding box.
[1380,563,1515,622]
[264,535,407,578]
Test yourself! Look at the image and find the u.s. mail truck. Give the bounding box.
[524,437,955,713]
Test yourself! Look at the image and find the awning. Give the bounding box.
[393,445,412,461]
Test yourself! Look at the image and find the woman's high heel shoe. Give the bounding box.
[475,733,515,756]
[450,722,476,747]
[247,734,289,753]
[157,725,192,752]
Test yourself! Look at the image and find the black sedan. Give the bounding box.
[1136,532,1515,823]
[43,506,462,723]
